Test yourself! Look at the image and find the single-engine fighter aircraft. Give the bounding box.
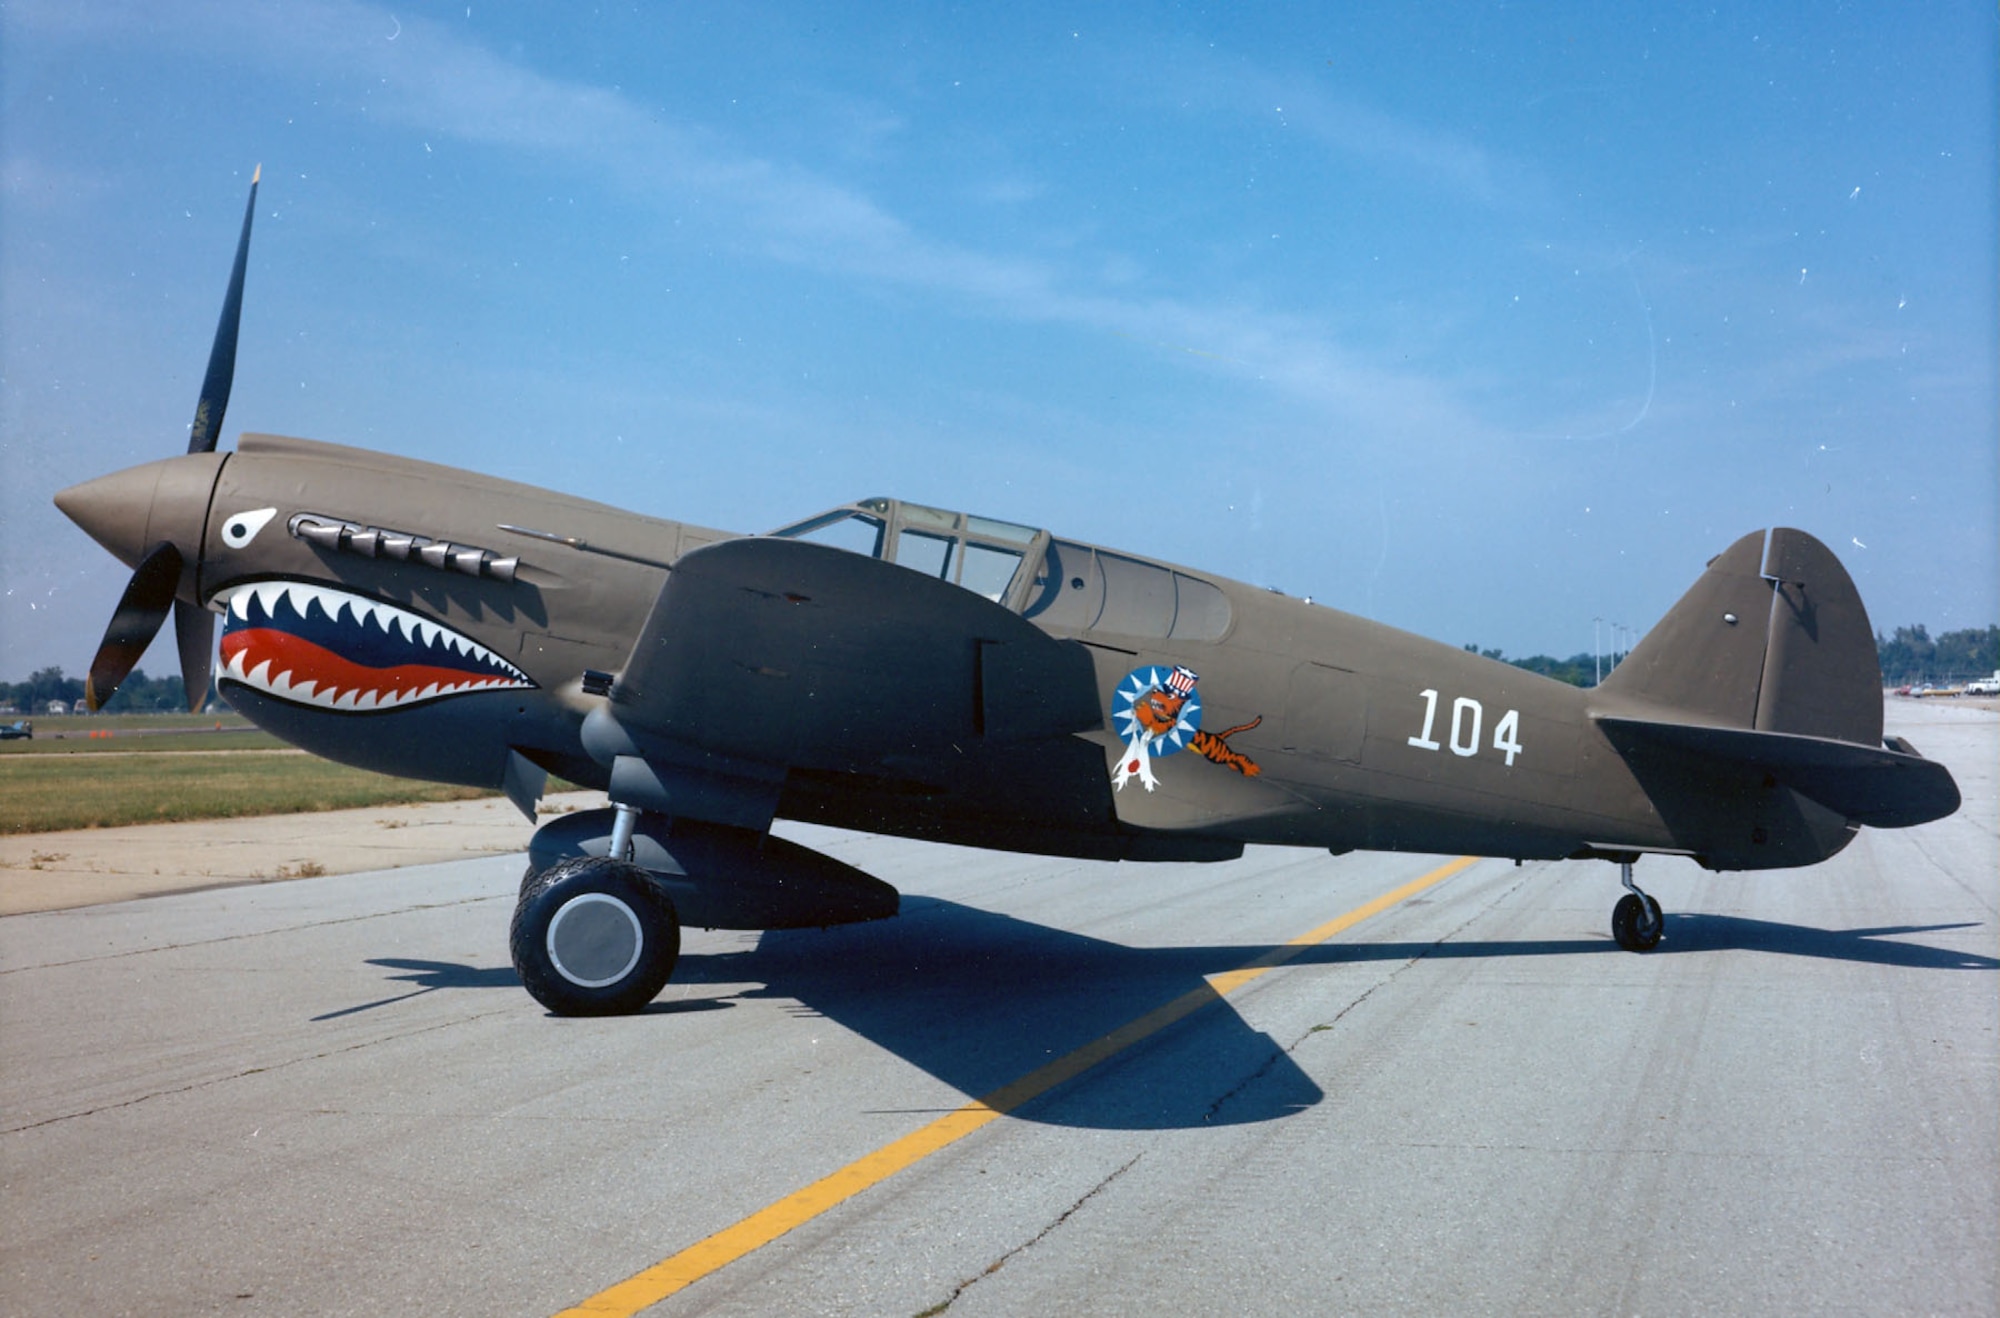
[56,175,1962,1015]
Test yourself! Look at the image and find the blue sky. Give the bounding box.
[3,1,1994,682]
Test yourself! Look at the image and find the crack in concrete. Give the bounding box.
[3,1008,514,1133]
[914,1154,1142,1316]
[1901,829,2000,918]
[0,892,510,975]
[1200,869,1532,1124]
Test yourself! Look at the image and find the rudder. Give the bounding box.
[1755,528,1882,745]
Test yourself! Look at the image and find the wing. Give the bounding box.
[582,536,1106,833]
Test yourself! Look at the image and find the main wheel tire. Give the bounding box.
[511,856,679,1015]
[1611,891,1664,952]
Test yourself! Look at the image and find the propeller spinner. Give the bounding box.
[68,167,260,713]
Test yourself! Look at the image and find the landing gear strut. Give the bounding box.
[1610,860,1664,952]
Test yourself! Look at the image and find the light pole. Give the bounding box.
[1594,617,1603,686]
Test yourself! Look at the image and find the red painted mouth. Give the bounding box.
[216,579,533,712]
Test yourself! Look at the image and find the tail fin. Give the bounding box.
[1601,528,1881,744]
[1596,529,1958,848]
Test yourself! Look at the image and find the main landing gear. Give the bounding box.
[510,853,681,1016]
[1610,859,1664,952]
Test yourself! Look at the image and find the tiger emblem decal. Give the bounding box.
[1110,664,1262,791]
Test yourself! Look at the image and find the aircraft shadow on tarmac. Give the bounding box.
[691,899,1997,1130]
[310,958,521,1021]
[317,898,1995,1129]
[1655,914,1996,968]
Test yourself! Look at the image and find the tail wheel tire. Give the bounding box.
[1611,891,1664,952]
[511,856,679,1015]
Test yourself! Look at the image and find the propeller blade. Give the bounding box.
[174,599,215,714]
[187,164,261,455]
[85,542,184,711]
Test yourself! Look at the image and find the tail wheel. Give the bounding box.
[1611,891,1664,952]
[511,856,679,1015]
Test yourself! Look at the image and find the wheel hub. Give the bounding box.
[545,892,644,988]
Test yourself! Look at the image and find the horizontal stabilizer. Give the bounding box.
[1596,716,1960,828]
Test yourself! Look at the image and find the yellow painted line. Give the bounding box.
[555,854,1480,1317]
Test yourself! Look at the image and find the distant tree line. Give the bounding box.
[1464,646,1610,688]
[1504,652,1606,687]
[1875,625,2000,686]
[0,667,222,715]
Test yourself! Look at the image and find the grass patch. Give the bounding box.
[8,710,256,732]
[0,751,497,834]
[1,729,289,755]
[0,712,283,755]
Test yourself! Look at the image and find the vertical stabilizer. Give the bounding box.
[1601,528,1882,745]
[1600,529,1772,726]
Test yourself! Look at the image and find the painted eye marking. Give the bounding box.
[222,507,279,549]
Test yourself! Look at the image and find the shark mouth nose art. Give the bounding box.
[215,580,534,712]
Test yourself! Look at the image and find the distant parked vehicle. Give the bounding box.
[0,719,31,740]
[1965,672,2000,696]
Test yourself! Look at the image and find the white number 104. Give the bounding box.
[1408,689,1523,767]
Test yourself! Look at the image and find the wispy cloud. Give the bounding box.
[12,0,1505,446]
[1097,37,1540,210]
[1265,85,1528,209]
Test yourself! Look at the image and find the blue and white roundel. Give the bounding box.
[1111,665,1203,756]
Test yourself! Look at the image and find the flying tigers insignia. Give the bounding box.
[1110,664,1262,792]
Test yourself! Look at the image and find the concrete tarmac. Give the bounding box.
[2,701,1993,1316]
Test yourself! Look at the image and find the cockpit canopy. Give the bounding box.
[769,497,1233,642]
[770,497,1045,607]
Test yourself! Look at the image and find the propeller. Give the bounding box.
[188,165,260,456]
[173,599,215,717]
[85,542,184,712]
[82,167,260,712]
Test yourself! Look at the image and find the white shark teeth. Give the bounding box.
[211,579,534,711]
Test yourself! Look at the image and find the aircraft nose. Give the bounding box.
[55,452,228,580]
[56,463,161,568]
